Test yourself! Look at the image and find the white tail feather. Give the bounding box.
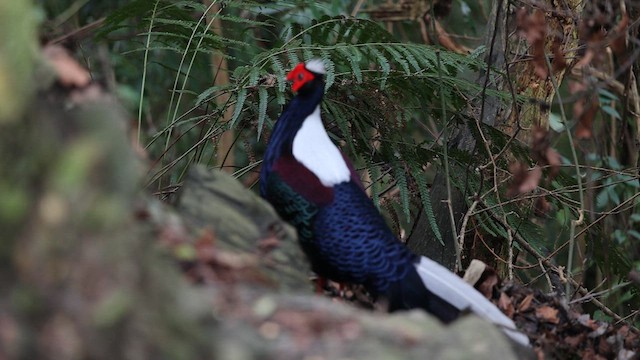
[415,257,530,346]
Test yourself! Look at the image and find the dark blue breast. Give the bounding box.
[312,181,417,295]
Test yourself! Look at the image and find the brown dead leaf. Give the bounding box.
[576,7,607,69]
[195,229,217,263]
[551,36,567,72]
[610,12,629,56]
[569,79,588,94]
[498,292,515,317]
[597,335,613,356]
[581,348,606,360]
[476,269,499,299]
[623,327,639,348]
[43,45,91,88]
[564,334,585,348]
[518,293,534,312]
[575,103,598,139]
[628,269,640,285]
[531,126,549,156]
[578,314,598,330]
[433,19,471,54]
[534,196,552,216]
[507,163,542,197]
[569,80,598,140]
[545,147,561,178]
[517,8,548,79]
[531,126,561,181]
[536,305,559,324]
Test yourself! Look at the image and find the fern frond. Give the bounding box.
[393,163,411,222]
[230,88,247,126]
[410,163,443,245]
[256,86,268,140]
[320,49,336,90]
[368,46,390,89]
[368,160,382,210]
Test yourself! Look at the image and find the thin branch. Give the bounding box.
[436,50,461,271]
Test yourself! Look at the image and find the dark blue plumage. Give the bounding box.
[260,60,529,345]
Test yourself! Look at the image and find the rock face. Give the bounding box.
[173,166,525,359]
[176,165,312,291]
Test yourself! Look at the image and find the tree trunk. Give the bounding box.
[408,0,582,272]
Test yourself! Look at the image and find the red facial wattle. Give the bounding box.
[286,63,315,92]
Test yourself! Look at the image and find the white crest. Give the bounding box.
[292,106,350,186]
[305,59,326,74]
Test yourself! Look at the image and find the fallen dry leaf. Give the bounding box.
[564,334,585,348]
[610,12,629,56]
[575,103,598,139]
[551,36,567,72]
[544,147,561,178]
[195,229,217,263]
[43,45,91,88]
[518,293,534,312]
[536,305,560,324]
[507,162,542,197]
[498,292,515,317]
[534,196,552,216]
[531,126,561,181]
[476,269,499,300]
[578,314,598,330]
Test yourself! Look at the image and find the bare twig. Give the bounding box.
[457,198,479,259]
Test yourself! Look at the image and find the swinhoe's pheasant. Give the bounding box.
[260,59,529,346]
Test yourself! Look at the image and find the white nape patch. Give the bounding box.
[292,106,350,186]
[305,59,326,74]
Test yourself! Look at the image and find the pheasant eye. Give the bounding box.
[297,73,304,80]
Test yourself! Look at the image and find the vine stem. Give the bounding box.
[138,0,159,147]
[436,50,461,271]
[543,54,586,300]
[164,1,220,152]
[457,199,479,259]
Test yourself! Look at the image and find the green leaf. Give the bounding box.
[628,230,640,240]
[257,86,268,140]
[549,112,565,132]
[393,164,410,222]
[596,189,609,209]
[230,87,247,127]
[410,164,443,245]
[602,105,620,119]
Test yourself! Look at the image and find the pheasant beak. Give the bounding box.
[286,63,315,92]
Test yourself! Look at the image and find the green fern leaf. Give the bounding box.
[384,45,411,75]
[338,47,363,83]
[270,56,287,93]
[321,49,336,90]
[410,163,443,245]
[393,164,411,222]
[368,162,381,210]
[368,46,390,89]
[257,86,268,140]
[230,87,247,127]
